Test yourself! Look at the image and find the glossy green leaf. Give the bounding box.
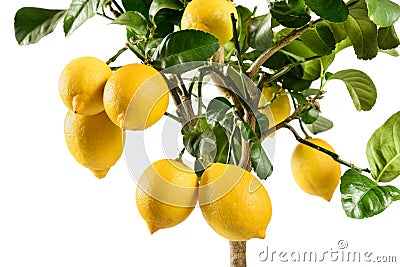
[213,123,229,164]
[251,142,273,180]
[270,0,311,28]
[365,0,400,27]
[247,14,273,51]
[151,30,220,69]
[340,169,400,219]
[300,108,319,124]
[255,111,269,138]
[64,0,105,36]
[112,11,148,36]
[149,0,183,20]
[367,111,400,182]
[122,0,151,19]
[183,125,216,166]
[239,121,258,143]
[305,0,348,22]
[283,72,313,92]
[236,5,253,52]
[239,121,273,179]
[344,1,378,60]
[302,25,336,56]
[328,69,377,111]
[206,97,233,124]
[306,116,334,134]
[14,8,66,45]
[378,26,400,50]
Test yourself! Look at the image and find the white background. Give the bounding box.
[1,0,400,266]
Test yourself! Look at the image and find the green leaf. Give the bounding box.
[282,72,312,92]
[251,142,273,180]
[206,97,233,124]
[367,111,400,182]
[300,108,319,124]
[213,123,229,164]
[64,0,105,37]
[270,0,311,28]
[122,0,151,19]
[365,0,400,27]
[247,14,273,51]
[238,121,273,179]
[378,26,400,50]
[380,48,399,57]
[302,25,336,56]
[151,30,220,69]
[340,169,400,219]
[344,1,378,60]
[255,111,270,138]
[305,0,348,22]
[239,121,258,143]
[183,125,217,166]
[112,11,148,36]
[328,69,377,111]
[306,116,334,134]
[149,0,183,20]
[236,5,253,52]
[14,8,66,45]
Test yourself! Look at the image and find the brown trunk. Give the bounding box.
[230,241,247,267]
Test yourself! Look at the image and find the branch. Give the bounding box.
[284,123,371,173]
[246,23,314,79]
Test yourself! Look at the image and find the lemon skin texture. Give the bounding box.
[64,111,124,178]
[103,64,169,130]
[59,56,112,115]
[136,159,198,234]
[291,138,341,201]
[199,163,272,241]
[181,0,238,46]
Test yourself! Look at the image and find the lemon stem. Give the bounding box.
[106,45,128,65]
[284,123,371,174]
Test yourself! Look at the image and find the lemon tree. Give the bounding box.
[14,0,400,266]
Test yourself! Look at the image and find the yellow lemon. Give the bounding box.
[59,56,112,115]
[136,159,198,234]
[64,111,124,178]
[258,85,291,130]
[199,163,272,241]
[181,0,238,45]
[103,64,169,130]
[291,138,341,201]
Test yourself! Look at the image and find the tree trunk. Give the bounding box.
[230,241,247,267]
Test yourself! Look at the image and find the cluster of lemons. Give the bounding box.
[58,0,341,241]
[59,57,169,178]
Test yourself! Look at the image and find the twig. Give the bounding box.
[284,123,371,173]
[246,23,314,79]
[112,0,125,14]
[164,111,182,123]
[106,45,128,65]
[97,12,114,21]
[231,13,243,71]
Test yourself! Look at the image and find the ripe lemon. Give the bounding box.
[199,163,272,241]
[291,138,341,201]
[64,111,124,178]
[59,56,112,115]
[103,64,169,130]
[258,85,291,131]
[181,0,238,45]
[136,159,198,234]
